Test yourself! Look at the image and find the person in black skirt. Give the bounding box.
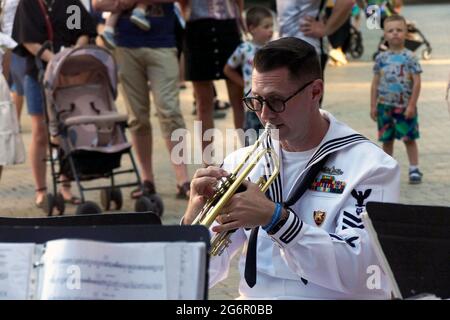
[182,0,245,164]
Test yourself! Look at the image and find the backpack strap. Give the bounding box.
[37,0,54,42]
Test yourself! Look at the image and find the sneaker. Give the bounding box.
[409,168,423,184]
[328,48,348,65]
[100,30,116,50]
[130,8,150,31]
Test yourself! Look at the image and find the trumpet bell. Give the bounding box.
[192,125,280,256]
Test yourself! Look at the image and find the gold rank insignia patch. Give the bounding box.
[313,210,326,226]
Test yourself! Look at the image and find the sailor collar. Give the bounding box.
[263,110,368,202]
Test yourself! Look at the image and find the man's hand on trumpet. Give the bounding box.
[183,166,229,225]
[212,180,276,233]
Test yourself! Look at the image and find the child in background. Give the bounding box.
[101,3,150,49]
[224,6,274,145]
[371,14,422,184]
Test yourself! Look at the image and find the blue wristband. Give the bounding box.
[263,202,282,232]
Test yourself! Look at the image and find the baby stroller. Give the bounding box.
[348,24,364,59]
[36,44,163,216]
[371,1,432,60]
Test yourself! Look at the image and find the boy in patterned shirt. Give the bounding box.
[371,14,423,184]
[224,6,274,145]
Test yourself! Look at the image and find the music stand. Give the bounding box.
[363,202,450,299]
[0,222,210,299]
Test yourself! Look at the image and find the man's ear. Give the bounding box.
[311,79,324,102]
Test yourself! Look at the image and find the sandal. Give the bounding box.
[131,180,156,199]
[60,182,82,205]
[214,99,230,111]
[35,187,48,209]
[176,182,190,200]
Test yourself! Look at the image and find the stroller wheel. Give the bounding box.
[101,188,124,211]
[55,192,66,216]
[110,188,123,210]
[76,201,102,215]
[350,45,364,59]
[349,27,364,59]
[100,188,112,211]
[135,194,164,217]
[42,193,55,217]
[422,48,432,60]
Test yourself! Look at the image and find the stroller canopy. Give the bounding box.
[44,46,118,98]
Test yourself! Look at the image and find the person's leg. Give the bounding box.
[29,114,48,205]
[382,140,394,156]
[225,79,245,131]
[105,12,120,28]
[404,139,418,166]
[0,165,3,180]
[192,80,215,158]
[396,108,421,183]
[179,52,186,89]
[11,92,23,125]
[24,75,48,205]
[131,3,150,31]
[101,12,120,49]
[115,47,155,194]
[377,103,395,155]
[146,47,190,191]
[136,3,147,11]
[9,53,26,125]
[131,131,154,183]
[405,139,422,184]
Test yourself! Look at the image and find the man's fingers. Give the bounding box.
[193,166,228,179]
[216,212,235,225]
[212,221,241,233]
[191,176,221,197]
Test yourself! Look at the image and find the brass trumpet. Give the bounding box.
[192,124,280,256]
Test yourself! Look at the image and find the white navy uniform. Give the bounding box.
[209,110,400,299]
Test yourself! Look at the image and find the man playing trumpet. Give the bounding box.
[183,37,400,299]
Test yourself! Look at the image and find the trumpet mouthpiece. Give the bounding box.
[265,123,276,130]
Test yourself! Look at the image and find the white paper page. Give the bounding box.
[175,242,206,300]
[120,242,205,300]
[39,239,168,300]
[0,243,35,300]
[164,244,181,300]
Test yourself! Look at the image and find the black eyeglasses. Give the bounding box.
[243,80,316,113]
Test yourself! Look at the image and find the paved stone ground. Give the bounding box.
[0,4,449,300]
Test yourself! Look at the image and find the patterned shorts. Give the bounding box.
[377,103,420,142]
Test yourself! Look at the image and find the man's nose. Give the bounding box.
[260,102,275,120]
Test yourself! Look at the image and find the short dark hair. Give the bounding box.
[253,37,322,82]
[383,14,407,28]
[246,6,273,29]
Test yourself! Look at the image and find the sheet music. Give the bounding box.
[39,239,168,300]
[0,243,35,300]
[164,242,206,300]
[177,243,206,300]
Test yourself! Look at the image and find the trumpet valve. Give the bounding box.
[210,235,231,256]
